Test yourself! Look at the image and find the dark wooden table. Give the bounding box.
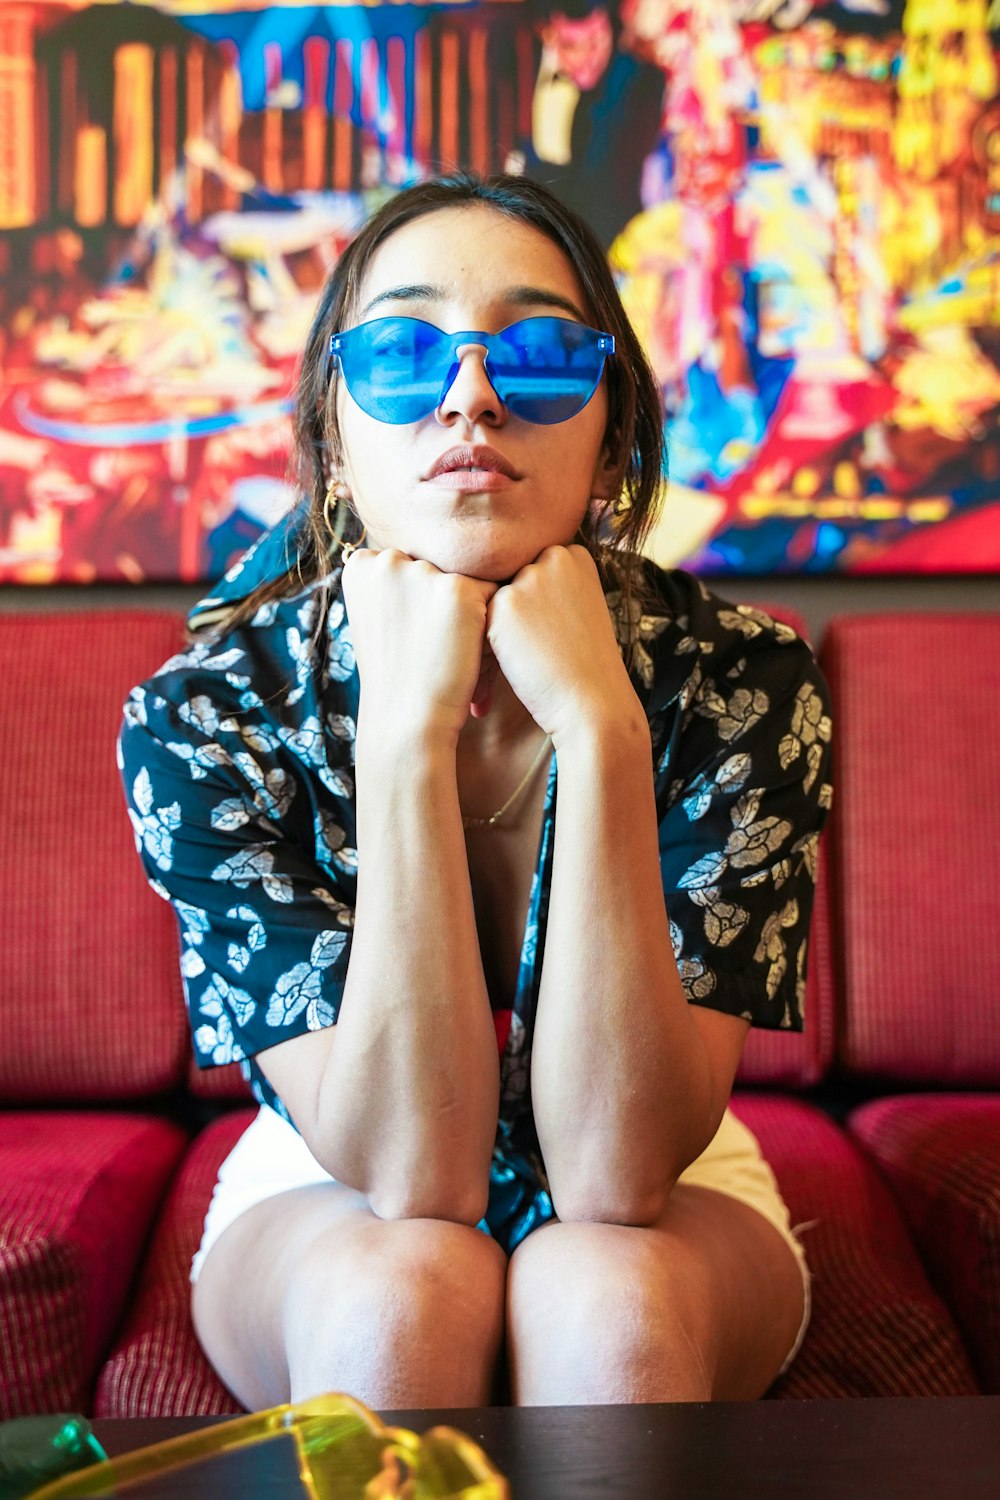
[95,1397,1000,1499]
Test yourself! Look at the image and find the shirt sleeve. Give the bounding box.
[655,621,833,1031]
[118,679,355,1113]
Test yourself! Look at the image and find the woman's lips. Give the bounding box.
[425,468,517,491]
[424,444,521,484]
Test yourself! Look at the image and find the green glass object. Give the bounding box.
[0,1416,107,1500]
[21,1393,508,1500]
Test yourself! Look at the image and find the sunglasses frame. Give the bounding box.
[23,1392,508,1500]
[327,315,615,425]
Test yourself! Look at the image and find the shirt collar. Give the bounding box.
[187,506,334,633]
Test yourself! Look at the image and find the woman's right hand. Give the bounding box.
[341,548,498,742]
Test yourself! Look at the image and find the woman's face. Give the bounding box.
[334,204,618,581]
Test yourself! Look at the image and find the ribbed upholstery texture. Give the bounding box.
[186,1056,252,1102]
[821,614,1000,1083]
[0,611,190,1101]
[94,1110,254,1417]
[847,1095,1000,1394]
[0,1111,187,1416]
[730,1096,979,1398]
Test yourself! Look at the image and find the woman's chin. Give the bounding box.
[413,535,544,582]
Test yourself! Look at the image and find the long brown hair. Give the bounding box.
[197,171,667,657]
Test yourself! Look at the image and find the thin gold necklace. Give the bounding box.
[462,732,553,830]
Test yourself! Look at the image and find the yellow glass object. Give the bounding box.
[25,1394,508,1500]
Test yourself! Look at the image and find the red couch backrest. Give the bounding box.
[0,611,190,1102]
[0,598,835,1103]
[822,613,1000,1085]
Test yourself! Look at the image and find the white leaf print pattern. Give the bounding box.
[211,972,256,1027]
[678,851,728,890]
[174,899,210,948]
[754,900,800,1000]
[128,768,180,870]
[166,739,235,781]
[306,990,337,1030]
[194,1012,240,1065]
[266,962,323,1026]
[123,687,148,727]
[678,954,716,1000]
[682,753,752,821]
[177,695,224,736]
[277,716,326,769]
[312,887,356,926]
[605,593,672,688]
[231,753,294,819]
[326,605,355,682]
[212,799,250,832]
[718,605,797,644]
[319,765,354,799]
[327,713,356,745]
[311,928,347,968]
[240,722,280,754]
[194,976,253,1063]
[315,809,347,867]
[694,684,770,743]
[725,791,793,869]
[250,600,279,628]
[211,845,294,903]
[225,903,266,974]
[688,887,749,948]
[201,648,247,671]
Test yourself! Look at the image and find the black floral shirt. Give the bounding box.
[118,515,832,1250]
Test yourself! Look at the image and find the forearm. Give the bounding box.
[532,712,714,1224]
[314,727,499,1223]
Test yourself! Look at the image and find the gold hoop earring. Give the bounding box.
[323,476,365,564]
[322,476,350,539]
[340,527,367,565]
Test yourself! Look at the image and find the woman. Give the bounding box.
[120,172,832,1411]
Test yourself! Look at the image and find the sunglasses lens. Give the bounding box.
[491,318,607,424]
[336,317,609,425]
[341,319,448,424]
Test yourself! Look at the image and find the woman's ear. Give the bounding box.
[590,439,623,502]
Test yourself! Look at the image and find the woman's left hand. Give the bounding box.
[485,545,640,745]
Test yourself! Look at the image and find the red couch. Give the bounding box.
[1,605,997,1416]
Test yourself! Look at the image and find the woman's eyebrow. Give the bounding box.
[357,283,589,322]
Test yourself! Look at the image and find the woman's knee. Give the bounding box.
[283,1217,507,1401]
[507,1222,712,1403]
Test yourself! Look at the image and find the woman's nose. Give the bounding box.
[436,342,507,427]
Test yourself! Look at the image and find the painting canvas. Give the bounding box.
[0,0,997,584]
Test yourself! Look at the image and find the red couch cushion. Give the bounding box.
[94,1110,255,1417]
[186,1057,252,1103]
[0,612,190,1102]
[96,1100,979,1413]
[0,1111,187,1417]
[821,614,1000,1084]
[847,1095,1000,1394]
[730,1095,980,1397]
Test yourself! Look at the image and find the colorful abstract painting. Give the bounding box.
[0,0,997,583]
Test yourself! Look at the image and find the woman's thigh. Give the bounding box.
[191,1184,508,1411]
[505,1183,807,1404]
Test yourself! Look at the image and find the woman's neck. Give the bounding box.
[458,672,539,759]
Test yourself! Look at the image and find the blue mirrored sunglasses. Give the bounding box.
[328,315,615,425]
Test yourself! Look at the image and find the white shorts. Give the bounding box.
[191,1104,813,1378]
